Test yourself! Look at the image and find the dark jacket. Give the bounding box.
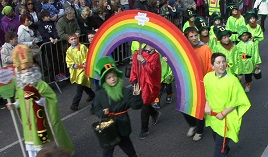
[77,14,93,34]
[94,87,143,137]
[56,16,81,40]
[38,20,58,42]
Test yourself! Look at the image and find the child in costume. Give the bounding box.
[246,9,264,56]
[6,44,74,157]
[94,56,143,157]
[194,16,217,51]
[204,52,251,157]
[152,56,174,109]
[209,12,223,39]
[225,2,246,43]
[236,26,261,92]
[66,34,95,111]
[182,9,197,32]
[213,26,239,76]
[130,44,161,140]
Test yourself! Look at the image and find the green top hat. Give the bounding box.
[210,12,222,25]
[94,56,123,86]
[215,26,232,40]
[246,9,258,23]
[227,2,238,10]
[194,16,210,32]
[237,25,252,38]
[186,9,196,19]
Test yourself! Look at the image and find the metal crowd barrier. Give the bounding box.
[38,35,132,93]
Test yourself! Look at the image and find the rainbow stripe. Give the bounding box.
[85,10,205,119]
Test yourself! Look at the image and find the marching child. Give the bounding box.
[152,56,174,109]
[182,9,197,32]
[66,33,95,111]
[94,56,143,157]
[236,26,261,92]
[209,12,223,39]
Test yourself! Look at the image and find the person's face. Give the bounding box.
[1,0,7,7]
[187,31,199,47]
[68,0,75,3]
[7,9,14,18]
[66,12,75,20]
[105,70,118,87]
[27,1,34,9]
[212,56,227,77]
[10,37,18,46]
[249,16,256,23]
[24,18,31,26]
[220,35,230,45]
[68,36,78,46]
[200,29,209,37]
[88,34,95,43]
[232,9,238,15]
[79,0,86,6]
[42,15,50,21]
[240,33,250,42]
[189,16,195,22]
[214,19,221,25]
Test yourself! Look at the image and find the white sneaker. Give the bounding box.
[193,133,203,141]
[186,126,196,137]
[245,86,250,92]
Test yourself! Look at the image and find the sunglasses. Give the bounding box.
[27,2,33,5]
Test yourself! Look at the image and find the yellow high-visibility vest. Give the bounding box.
[208,0,220,15]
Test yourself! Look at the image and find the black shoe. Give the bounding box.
[139,130,150,140]
[151,111,161,125]
[70,105,79,111]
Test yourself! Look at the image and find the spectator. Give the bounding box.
[25,0,39,23]
[56,7,81,40]
[38,10,58,43]
[1,31,18,67]
[17,13,42,57]
[173,0,187,29]
[1,6,21,33]
[91,5,111,29]
[63,0,79,17]
[77,0,87,15]
[120,0,129,10]
[41,0,59,21]
[10,0,20,11]
[77,6,93,34]
[49,0,64,17]
[133,0,149,11]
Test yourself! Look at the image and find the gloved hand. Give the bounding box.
[23,84,41,100]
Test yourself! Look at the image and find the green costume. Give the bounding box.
[131,41,146,54]
[225,15,246,42]
[16,80,74,153]
[204,71,251,142]
[236,40,261,74]
[66,43,91,88]
[213,43,239,75]
[160,56,174,84]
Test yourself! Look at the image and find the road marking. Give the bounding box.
[0,105,90,153]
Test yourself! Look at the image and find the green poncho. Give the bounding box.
[236,40,261,74]
[226,15,246,42]
[160,56,174,84]
[204,71,251,142]
[16,81,74,154]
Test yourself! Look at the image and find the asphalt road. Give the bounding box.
[1,32,268,157]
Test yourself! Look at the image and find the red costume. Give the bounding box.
[130,50,161,105]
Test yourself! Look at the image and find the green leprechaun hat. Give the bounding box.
[94,56,123,86]
[210,12,222,25]
[194,16,210,32]
[186,9,196,19]
[237,25,252,39]
[227,2,238,10]
[245,9,258,23]
[215,26,232,40]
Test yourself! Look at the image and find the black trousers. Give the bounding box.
[72,84,95,106]
[245,73,252,83]
[212,130,230,157]
[261,15,267,32]
[183,113,205,134]
[141,104,158,132]
[157,83,173,99]
[102,136,136,157]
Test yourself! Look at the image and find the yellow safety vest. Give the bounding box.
[208,0,220,15]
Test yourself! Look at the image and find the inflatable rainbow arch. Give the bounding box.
[85,10,205,120]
